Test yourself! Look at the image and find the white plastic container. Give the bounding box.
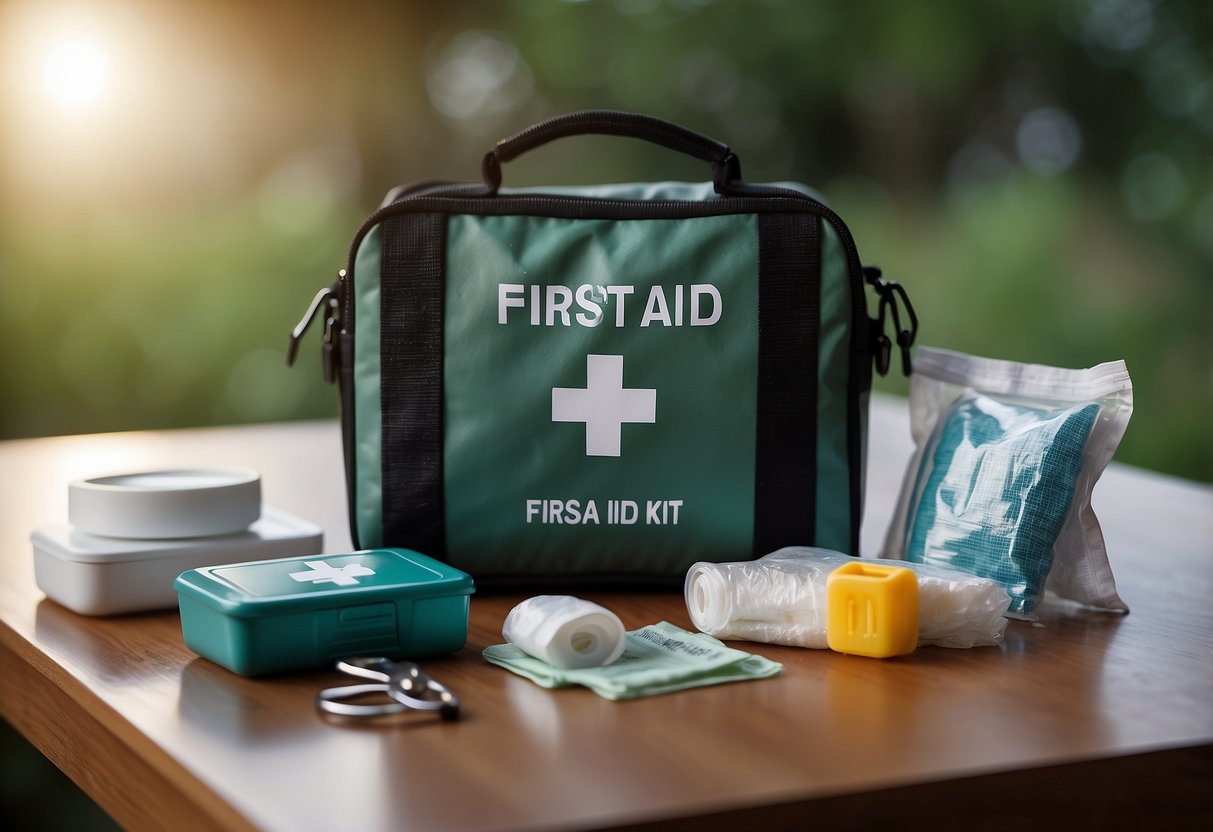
[32,506,323,616]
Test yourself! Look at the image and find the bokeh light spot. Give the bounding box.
[1015,107,1082,176]
[426,30,533,123]
[42,37,111,111]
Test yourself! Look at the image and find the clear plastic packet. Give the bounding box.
[685,546,1010,649]
[881,346,1133,618]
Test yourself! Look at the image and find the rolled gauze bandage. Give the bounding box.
[687,547,1010,649]
[502,595,626,668]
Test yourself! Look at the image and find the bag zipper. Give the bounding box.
[286,276,342,383]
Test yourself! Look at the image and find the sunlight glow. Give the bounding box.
[43,36,111,110]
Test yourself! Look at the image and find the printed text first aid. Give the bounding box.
[499,283,722,328]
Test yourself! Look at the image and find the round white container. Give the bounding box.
[68,468,261,539]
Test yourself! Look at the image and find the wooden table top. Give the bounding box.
[1,395,1210,831]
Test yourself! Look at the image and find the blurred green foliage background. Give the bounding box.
[2,0,1210,486]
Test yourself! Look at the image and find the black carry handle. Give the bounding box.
[481,110,743,194]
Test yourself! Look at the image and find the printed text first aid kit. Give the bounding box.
[290,109,917,589]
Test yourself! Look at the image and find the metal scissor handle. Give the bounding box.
[316,657,460,721]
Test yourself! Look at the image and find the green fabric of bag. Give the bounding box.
[291,111,914,590]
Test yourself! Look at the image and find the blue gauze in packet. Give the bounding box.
[882,347,1133,618]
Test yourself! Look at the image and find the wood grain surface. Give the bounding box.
[1,397,1210,831]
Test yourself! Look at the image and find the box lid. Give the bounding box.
[173,549,473,617]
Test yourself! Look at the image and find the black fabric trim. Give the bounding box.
[338,331,360,549]
[753,213,820,556]
[847,341,873,553]
[379,212,447,558]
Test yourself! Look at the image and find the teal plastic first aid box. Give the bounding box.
[174,549,474,676]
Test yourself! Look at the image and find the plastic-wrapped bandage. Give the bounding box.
[883,347,1133,617]
[686,547,1009,649]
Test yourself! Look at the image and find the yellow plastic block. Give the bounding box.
[826,562,919,658]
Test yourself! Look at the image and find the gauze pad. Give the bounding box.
[482,621,782,700]
[883,347,1132,617]
[502,595,626,668]
[902,394,1097,614]
[686,547,1009,649]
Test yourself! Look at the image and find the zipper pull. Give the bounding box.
[865,266,918,377]
[287,271,343,382]
[321,295,340,385]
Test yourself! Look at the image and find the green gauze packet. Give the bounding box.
[482,620,782,700]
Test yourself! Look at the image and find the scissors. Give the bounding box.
[316,657,460,721]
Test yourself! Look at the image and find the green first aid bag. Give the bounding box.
[290,111,915,590]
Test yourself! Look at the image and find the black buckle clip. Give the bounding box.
[865,266,918,377]
[287,273,343,383]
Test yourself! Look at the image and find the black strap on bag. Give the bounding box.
[754,213,820,555]
[481,109,744,195]
[380,213,447,556]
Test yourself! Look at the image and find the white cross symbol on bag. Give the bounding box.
[289,560,376,587]
[552,354,656,457]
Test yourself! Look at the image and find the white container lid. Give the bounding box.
[68,468,261,539]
